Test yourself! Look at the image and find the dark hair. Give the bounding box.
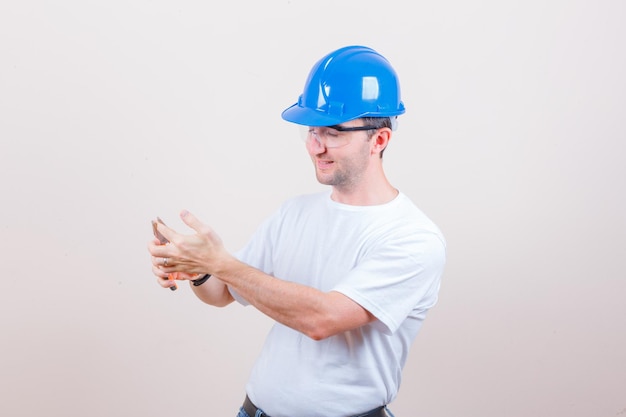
[361,117,393,158]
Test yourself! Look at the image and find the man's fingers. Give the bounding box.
[152,265,169,279]
[179,209,210,234]
[148,241,171,259]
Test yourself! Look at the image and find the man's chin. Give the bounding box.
[315,173,333,186]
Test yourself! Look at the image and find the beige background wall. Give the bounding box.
[1,1,624,416]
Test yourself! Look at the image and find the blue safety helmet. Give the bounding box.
[281,45,405,127]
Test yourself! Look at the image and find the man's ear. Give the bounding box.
[371,128,392,156]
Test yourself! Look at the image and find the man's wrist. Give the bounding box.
[191,274,211,286]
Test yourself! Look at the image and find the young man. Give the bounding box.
[148,45,446,417]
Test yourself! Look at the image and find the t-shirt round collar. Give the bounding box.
[325,189,404,212]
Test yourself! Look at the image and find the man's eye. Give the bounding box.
[326,130,340,137]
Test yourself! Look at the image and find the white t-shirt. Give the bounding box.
[231,190,446,417]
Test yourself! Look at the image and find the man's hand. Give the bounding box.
[147,210,231,288]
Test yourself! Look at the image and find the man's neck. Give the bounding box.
[330,180,398,206]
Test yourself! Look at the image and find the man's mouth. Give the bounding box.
[316,159,334,170]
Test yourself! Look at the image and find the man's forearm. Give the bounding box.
[214,257,374,340]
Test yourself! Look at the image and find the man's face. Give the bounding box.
[305,122,374,190]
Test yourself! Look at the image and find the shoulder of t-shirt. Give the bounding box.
[395,192,447,248]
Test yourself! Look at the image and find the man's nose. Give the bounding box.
[309,132,327,152]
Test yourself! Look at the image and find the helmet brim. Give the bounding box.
[281,103,356,127]
[281,102,405,127]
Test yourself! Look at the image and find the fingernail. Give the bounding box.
[169,286,177,291]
